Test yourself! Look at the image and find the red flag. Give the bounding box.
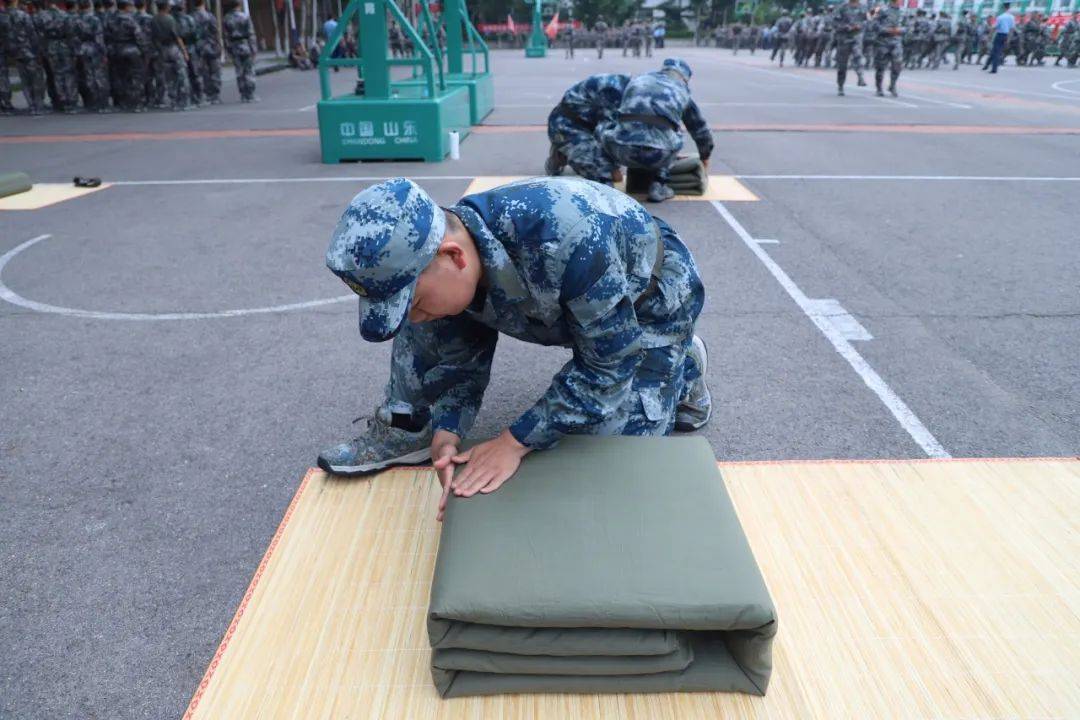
[545,10,560,39]
[507,13,516,34]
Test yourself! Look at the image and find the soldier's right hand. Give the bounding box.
[432,430,462,522]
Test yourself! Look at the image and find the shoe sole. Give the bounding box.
[317,447,432,477]
[674,383,713,433]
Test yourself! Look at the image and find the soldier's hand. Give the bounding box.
[449,430,531,499]
[612,167,624,184]
[431,430,461,522]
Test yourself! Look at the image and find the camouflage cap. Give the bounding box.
[326,178,446,342]
[661,57,692,80]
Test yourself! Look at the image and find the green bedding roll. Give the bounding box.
[427,436,777,698]
[0,172,33,199]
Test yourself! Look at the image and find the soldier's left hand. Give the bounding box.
[450,430,531,498]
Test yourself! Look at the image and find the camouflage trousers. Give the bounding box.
[874,40,902,89]
[157,45,190,109]
[835,39,865,87]
[597,122,680,184]
[114,45,146,110]
[45,43,79,111]
[381,217,705,440]
[76,45,110,111]
[229,47,256,100]
[200,52,222,101]
[546,106,616,184]
[187,52,205,103]
[0,52,11,110]
[14,57,47,113]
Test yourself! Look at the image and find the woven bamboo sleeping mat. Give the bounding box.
[184,458,1080,720]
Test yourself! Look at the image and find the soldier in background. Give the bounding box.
[191,0,219,103]
[832,0,866,96]
[730,19,743,54]
[36,0,79,112]
[793,12,809,65]
[593,16,607,58]
[172,0,201,104]
[1022,12,1045,65]
[597,58,713,203]
[953,11,973,68]
[871,0,903,97]
[545,72,629,184]
[110,0,145,110]
[133,0,156,105]
[930,12,951,69]
[222,0,255,101]
[771,10,793,66]
[748,23,759,54]
[72,0,109,110]
[4,0,47,112]
[0,0,15,113]
[1057,14,1078,66]
[150,0,188,108]
[975,15,991,65]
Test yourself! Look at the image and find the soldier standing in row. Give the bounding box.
[110,0,145,110]
[72,0,109,110]
[545,73,629,184]
[771,11,793,66]
[223,0,256,102]
[151,0,189,109]
[4,0,46,113]
[317,177,711,488]
[871,0,903,97]
[192,0,219,103]
[832,0,866,96]
[38,0,80,112]
[1058,14,1078,67]
[930,12,951,69]
[0,0,15,113]
[133,0,156,104]
[597,58,713,203]
[593,16,607,58]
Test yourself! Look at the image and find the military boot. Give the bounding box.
[317,406,432,476]
[544,145,566,176]
[675,335,713,432]
[647,180,675,203]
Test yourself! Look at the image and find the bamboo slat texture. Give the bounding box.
[184,458,1080,720]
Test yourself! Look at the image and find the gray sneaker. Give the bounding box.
[675,335,712,432]
[647,181,675,203]
[317,407,432,476]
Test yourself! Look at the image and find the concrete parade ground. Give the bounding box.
[2,46,1079,718]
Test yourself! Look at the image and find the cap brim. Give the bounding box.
[357,281,415,342]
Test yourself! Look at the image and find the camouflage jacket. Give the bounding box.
[6,7,41,60]
[609,70,714,161]
[832,3,866,40]
[430,178,668,448]
[34,7,73,48]
[192,7,219,55]
[871,6,904,43]
[71,11,105,51]
[557,73,629,128]
[222,10,253,54]
[933,18,951,41]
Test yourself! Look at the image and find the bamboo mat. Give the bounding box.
[184,458,1080,720]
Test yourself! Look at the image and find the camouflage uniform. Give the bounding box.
[72,4,109,110]
[109,5,144,109]
[546,73,630,184]
[150,6,188,108]
[36,4,79,111]
[1063,17,1080,67]
[192,3,219,102]
[325,177,705,450]
[0,5,14,112]
[771,13,792,65]
[222,6,254,100]
[1056,18,1076,66]
[953,14,972,68]
[832,2,866,93]
[930,15,951,69]
[133,0,156,104]
[6,3,47,112]
[173,2,201,103]
[871,4,903,95]
[596,59,713,198]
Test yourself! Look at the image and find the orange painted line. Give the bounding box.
[182,467,317,720]
[0,127,318,144]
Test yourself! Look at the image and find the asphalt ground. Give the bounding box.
[2,46,1079,719]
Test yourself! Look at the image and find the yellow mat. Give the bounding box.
[463,175,758,201]
[0,182,111,210]
[184,458,1080,720]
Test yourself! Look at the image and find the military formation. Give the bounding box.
[544,58,713,203]
[754,5,1080,97]
[0,0,256,115]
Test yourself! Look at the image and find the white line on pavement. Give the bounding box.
[497,101,895,108]
[111,176,476,186]
[911,76,1080,102]
[737,174,1080,181]
[0,234,354,321]
[1050,79,1080,96]
[711,200,950,458]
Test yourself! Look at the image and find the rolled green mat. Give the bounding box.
[0,172,32,199]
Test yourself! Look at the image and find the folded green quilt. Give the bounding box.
[427,435,777,698]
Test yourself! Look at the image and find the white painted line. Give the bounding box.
[806,298,873,341]
[756,238,780,244]
[711,201,950,458]
[1050,79,1080,96]
[0,234,355,321]
[911,76,1080,102]
[736,174,1080,181]
[498,101,892,108]
[111,175,476,186]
